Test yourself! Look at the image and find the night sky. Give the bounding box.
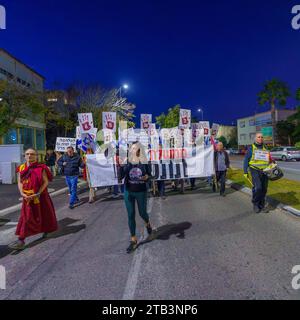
[1,0,300,125]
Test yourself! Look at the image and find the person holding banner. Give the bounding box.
[57,146,85,209]
[9,148,58,251]
[243,133,273,213]
[119,142,153,254]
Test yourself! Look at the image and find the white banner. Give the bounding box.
[87,145,215,187]
[86,154,118,187]
[102,112,117,132]
[55,137,77,152]
[140,114,152,130]
[78,113,94,134]
[179,109,191,129]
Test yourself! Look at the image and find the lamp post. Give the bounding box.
[197,108,204,121]
[119,84,129,99]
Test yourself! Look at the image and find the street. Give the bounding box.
[1,182,300,300]
[230,156,300,182]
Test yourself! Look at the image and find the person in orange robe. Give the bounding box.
[9,148,58,251]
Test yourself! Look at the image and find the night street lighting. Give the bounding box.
[197,107,204,121]
[119,83,129,98]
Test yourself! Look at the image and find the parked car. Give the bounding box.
[227,148,240,155]
[270,146,300,161]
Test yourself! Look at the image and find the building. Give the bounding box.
[237,109,296,147]
[0,48,46,161]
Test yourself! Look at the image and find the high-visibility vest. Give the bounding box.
[249,144,270,170]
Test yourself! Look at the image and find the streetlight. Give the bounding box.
[197,108,204,121]
[119,84,129,98]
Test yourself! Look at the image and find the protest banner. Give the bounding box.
[78,113,94,134]
[55,137,77,152]
[211,123,220,136]
[102,112,117,132]
[179,109,191,129]
[140,114,152,130]
[199,121,210,136]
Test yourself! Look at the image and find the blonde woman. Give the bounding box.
[119,142,153,253]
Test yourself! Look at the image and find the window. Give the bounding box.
[36,129,45,150]
[249,119,255,126]
[19,127,34,150]
[239,121,245,128]
[240,134,246,140]
[3,129,18,144]
[249,133,256,141]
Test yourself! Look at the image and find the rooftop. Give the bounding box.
[0,48,45,80]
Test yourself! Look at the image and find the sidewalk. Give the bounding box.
[0,176,74,211]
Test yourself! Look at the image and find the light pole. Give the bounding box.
[119,84,129,99]
[197,108,204,121]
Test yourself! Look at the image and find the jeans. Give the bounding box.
[124,190,149,237]
[216,171,226,194]
[66,176,79,206]
[157,180,165,196]
[250,168,268,208]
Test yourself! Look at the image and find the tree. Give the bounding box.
[287,107,300,143]
[258,79,291,146]
[296,88,300,105]
[276,120,296,146]
[156,105,181,128]
[218,136,228,147]
[0,79,45,137]
[227,127,238,148]
[76,84,136,129]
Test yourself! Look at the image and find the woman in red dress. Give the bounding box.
[9,148,58,251]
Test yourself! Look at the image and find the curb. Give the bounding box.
[0,180,89,217]
[226,179,300,218]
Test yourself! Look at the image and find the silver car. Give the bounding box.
[270,146,300,161]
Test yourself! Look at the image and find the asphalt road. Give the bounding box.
[230,156,300,182]
[1,182,300,300]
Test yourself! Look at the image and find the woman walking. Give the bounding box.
[9,148,58,250]
[119,142,153,253]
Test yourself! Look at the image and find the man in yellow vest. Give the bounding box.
[243,133,272,213]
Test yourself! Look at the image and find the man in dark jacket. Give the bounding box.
[214,142,230,196]
[45,150,56,176]
[57,146,85,209]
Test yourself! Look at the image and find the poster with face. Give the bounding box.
[179,109,191,129]
[141,114,152,130]
[211,123,220,137]
[102,112,117,132]
[78,113,94,134]
[199,121,210,136]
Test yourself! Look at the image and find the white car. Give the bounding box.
[270,146,300,161]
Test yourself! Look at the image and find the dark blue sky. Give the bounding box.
[1,0,300,125]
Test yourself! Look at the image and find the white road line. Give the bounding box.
[122,196,167,300]
[122,248,145,300]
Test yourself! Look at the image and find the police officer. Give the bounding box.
[243,133,272,214]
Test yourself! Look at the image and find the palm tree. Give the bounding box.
[258,79,290,146]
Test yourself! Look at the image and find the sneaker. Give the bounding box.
[126,241,138,254]
[9,240,25,251]
[253,205,261,214]
[69,205,75,209]
[146,224,153,236]
[260,206,269,213]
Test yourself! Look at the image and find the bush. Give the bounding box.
[295,142,300,148]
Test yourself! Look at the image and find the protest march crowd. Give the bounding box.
[8,110,283,253]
